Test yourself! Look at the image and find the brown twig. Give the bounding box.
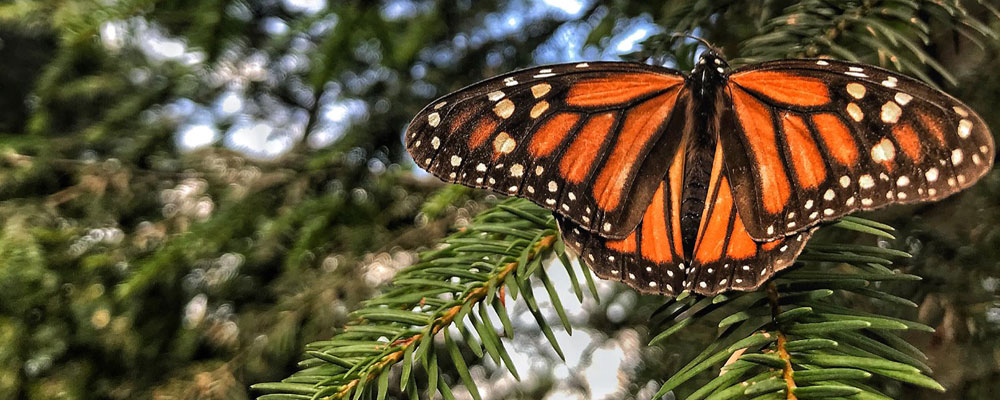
[766,281,798,400]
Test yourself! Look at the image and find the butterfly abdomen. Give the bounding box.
[679,64,730,258]
[679,133,715,257]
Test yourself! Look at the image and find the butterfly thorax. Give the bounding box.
[679,53,730,258]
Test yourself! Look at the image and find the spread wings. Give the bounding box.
[405,62,688,239]
[723,59,995,241]
[406,57,995,297]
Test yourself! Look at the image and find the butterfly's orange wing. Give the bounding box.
[558,113,691,295]
[560,135,811,296]
[722,59,994,241]
[686,139,811,295]
[406,62,687,239]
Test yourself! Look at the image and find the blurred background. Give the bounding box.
[0,0,998,399]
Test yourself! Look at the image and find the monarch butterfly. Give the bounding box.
[404,50,994,296]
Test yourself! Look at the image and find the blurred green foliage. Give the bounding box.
[0,0,997,399]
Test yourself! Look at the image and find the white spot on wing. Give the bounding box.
[847,103,864,121]
[530,101,549,118]
[870,138,896,163]
[493,99,515,119]
[510,164,524,177]
[894,92,912,105]
[859,174,875,189]
[487,90,505,101]
[493,132,516,154]
[846,83,866,99]
[958,119,973,138]
[840,175,851,187]
[531,83,551,98]
[880,101,902,124]
[925,167,939,182]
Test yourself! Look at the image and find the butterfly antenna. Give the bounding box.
[669,33,725,56]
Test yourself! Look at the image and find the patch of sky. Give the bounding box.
[380,0,434,21]
[261,17,289,35]
[225,119,295,160]
[535,10,662,64]
[104,18,205,65]
[283,0,326,15]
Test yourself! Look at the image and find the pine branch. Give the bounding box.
[649,220,941,400]
[252,199,596,399]
[738,0,998,86]
[256,192,940,400]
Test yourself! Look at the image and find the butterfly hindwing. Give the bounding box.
[722,59,994,241]
[558,179,687,295]
[687,139,812,294]
[561,137,812,296]
[406,62,688,239]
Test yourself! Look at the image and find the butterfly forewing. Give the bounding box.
[723,59,994,241]
[406,62,688,239]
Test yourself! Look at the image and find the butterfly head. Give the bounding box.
[693,51,730,75]
[691,51,730,93]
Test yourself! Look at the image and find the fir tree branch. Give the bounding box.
[650,221,942,400]
[252,199,594,399]
[738,0,997,86]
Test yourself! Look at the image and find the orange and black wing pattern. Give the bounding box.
[722,59,995,241]
[558,119,691,295]
[405,62,687,239]
[686,139,811,294]
[560,136,811,296]
[407,55,995,298]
